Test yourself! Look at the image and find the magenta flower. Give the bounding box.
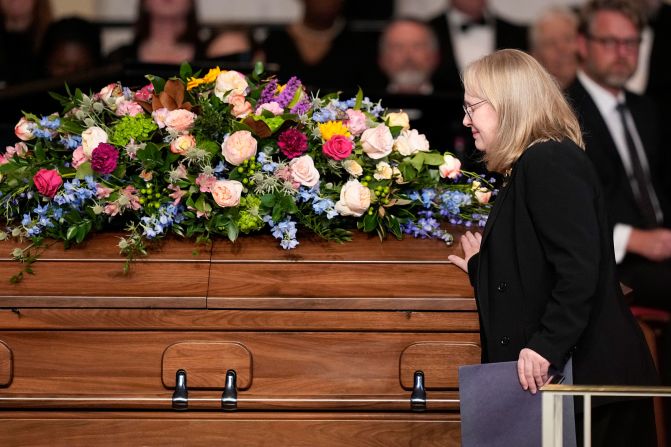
[91,143,119,175]
[277,128,308,159]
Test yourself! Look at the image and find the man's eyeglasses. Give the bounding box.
[463,99,488,120]
[586,34,641,52]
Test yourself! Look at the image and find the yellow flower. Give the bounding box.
[203,67,222,84]
[187,78,204,91]
[276,83,287,94]
[319,120,351,141]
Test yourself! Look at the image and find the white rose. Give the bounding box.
[214,70,249,100]
[394,129,430,156]
[385,111,410,130]
[81,126,108,157]
[342,159,363,177]
[360,125,393,160]
[289,155,320,187]
[374,161,393,180]
[439,154,462,179]
[335,180,371,217]
[152,108,170,129]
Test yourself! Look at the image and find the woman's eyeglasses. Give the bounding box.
[463,99,488,120]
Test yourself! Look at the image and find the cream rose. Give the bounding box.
[374,161,393,180]
[439,154,462,179]
[81,126,108,157]
[360,125,393,160]
[342,159,363,177]
[335,180,371,217]
[221,130,257,166]
[211,180,243,208]
[152,108,170,129]
[385,111,410,130]
[289,155,320,187]
[14,117,35,141]
[170,134,197,155]
[214,70,249,100]
[165,109,197,133]
[394,129,430,156]
[475,189,492,204]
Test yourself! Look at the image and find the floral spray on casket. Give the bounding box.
[0,62,494,282]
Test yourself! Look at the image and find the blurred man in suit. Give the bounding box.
[377,18,439,95]
[566,0,671,310]
[428,0,528,93]
[530,6,579,90]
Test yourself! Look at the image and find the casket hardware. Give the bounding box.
[221,369,237,411]
[171,369,188,410]
[410,370,427,412]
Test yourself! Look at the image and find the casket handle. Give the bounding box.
[410,370,427,412]
[221,369,237,411]
[171,369,188,410]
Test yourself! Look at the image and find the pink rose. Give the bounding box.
[439,154,461,179]
[115,99,144,117]
[228,93,252,118]
[360,125,393,159]
[81,126,108,157]
[33,168,62,198]
[0,153,7,165]
[335,180,371,217]
[255,101,283,116]
[289,155,320,187]
[97,83,121,103]
[345,109,367,136]
[323,135,353,160]
[152,108,170,129]
[221,130,257,165]
[14,117,35,141]
[475,189,491,204]
[165,109,196,133]
[170,134,197,155]
[72,146,89,169]
[214,70,249,100]
[211,179,243,207]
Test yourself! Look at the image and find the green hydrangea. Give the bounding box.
[237,195,265,233]
[110,115,158,147]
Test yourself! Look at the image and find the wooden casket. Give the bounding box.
[0,230,479,446]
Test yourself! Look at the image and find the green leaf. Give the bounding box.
[226,221,239,242]
[253,61,265,78]
[199,139,221,156]
[424,153,446,166]
[260,194,276,207]
[363,213,377,232]
[75,162,94,179]
[387,216,402,239]
[146,75,166,94]
[179,62,193,80]
[354,87,363,110]
[66,226,78,241]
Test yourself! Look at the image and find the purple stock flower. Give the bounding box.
[258,79,278,106]
[276,77,300,108]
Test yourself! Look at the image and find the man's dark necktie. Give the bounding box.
[460,17,487,32]
[615,102,658,226]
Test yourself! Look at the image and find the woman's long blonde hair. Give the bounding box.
[462,49,584,173]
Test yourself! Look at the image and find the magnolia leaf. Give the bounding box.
[243,116,272,138]
[145,75,166,94]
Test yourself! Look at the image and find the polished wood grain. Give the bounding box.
[0,411,463,447]
[0,331,479,397]
[0,341,11,387]
[0,309,479,331]
[399,342,481,389]
[162,341,252,389]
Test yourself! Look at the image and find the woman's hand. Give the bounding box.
[447,231,482,273]
[517,348,550,394]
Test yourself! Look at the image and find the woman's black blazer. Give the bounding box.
[467,139,657,388]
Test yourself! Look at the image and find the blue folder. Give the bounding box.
[459,360,576,447]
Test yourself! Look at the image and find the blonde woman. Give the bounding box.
[448,49,657,446]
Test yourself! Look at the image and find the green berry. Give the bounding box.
[237,167,244,173]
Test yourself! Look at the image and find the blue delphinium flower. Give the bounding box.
[312,107,337,123]
[140,204,184,239]
[59,135,82,150]
[264,216,299,249]
[39,116,61,130]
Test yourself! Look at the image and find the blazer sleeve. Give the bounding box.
[467,253,479,287]
[520,142,601,368]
